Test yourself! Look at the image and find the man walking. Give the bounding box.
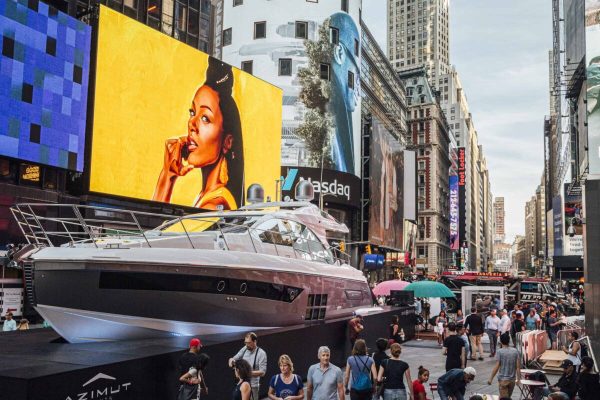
[499,309,511,336]
[464,308,484,361]
[485,309,501,357]
[177,338,203,400]
[487,333,521,398]
[228,332,267,400]
[306,346,345,400]
[443,322,466,371]
[437,367,476,400]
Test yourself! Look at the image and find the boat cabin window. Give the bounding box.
[253,218,334,264]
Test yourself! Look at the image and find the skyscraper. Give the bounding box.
[493,197,505,244]
[387,0,451,79]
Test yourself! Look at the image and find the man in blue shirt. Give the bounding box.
[306,346,345,400]
[437,367,476,400]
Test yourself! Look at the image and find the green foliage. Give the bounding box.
[296,18,334,167]
[295,109,333,167]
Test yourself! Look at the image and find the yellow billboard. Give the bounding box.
[90,6,282,210]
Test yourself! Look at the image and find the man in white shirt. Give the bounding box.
[485,309,501,357]
[499,309,511,335]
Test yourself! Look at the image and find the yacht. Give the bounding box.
[9,182,372,343]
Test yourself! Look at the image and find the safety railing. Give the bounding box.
[10,203,351,266]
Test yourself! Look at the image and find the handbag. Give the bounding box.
[375,359,388,397]
[177,383,198,400]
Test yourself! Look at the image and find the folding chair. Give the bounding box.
[430,383,438,399]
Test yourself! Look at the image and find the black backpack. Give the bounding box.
[577,338,590,360]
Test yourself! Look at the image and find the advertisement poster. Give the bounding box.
[449,175,459,250]
[552,196,564,257]
[563,184,584,255]
[586,0,600,174]
[369,121,404,249]
[1,280,23,317]
[0,0,91,171]
[90,6,282,210]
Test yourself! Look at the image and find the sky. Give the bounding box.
[362,0,553,244]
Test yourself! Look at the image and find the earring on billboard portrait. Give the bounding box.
[219,158,229,185]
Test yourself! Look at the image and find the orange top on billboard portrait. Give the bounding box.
[89,6,282,210]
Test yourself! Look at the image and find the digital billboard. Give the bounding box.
[280,166,361,208]
[586,0,600,175]
[221,4,361,176]
[563,184,584,255]
[369,121,404,249]
[0,0,91,171]
[90,6,282,210]
[457,147,467,250]
[449,175,459,250]
[552,195,564,257]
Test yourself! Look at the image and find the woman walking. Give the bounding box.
[267,355,304,400]
[435,311,448,346]
[345,339,378,400]
[376,343,412,400]
[232,359,252,400]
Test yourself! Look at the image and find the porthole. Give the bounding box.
[217,280,226,292]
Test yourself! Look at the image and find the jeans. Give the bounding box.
[383,388,407,400]
[487,329,498,354]
[437,385,463,400]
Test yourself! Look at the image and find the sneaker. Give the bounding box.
[478,357,484,361]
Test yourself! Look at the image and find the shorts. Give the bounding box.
[498,380,516,398]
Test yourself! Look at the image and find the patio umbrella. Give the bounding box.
[404,281,455,298]
[372,280,410,296]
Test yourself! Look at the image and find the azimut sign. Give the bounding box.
[65,372,132,400]
[281,167,361,208]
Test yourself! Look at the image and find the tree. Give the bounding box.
[296,18,333,168]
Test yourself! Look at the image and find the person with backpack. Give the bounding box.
[229,332,268,400]
[344,339,378,400]
[267,355,304,400]
[177,338,208,400]
[376,343,412,400]
[561,331,582,369]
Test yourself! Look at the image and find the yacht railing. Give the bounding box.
[10,203,351,265]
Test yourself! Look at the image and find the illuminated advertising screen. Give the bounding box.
[563,184,583,255]
[0,0,91,171]
[552,195,564,257]
[587,0,600,174]
[457,147,467,250]
[449,175,459,250]
[369,120,404,249]
[90,6,282,209]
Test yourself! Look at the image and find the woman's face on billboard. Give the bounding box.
[187,85,230,167]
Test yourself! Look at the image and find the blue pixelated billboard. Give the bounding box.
[0,0,91,171]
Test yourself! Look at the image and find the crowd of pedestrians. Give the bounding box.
[174,298,596,400]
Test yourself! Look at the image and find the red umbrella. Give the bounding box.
[373,280,411,296]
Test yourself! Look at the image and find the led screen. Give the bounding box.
[0,0,91,171]
[90,6,282,209]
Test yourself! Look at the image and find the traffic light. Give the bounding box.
[339,241,346,253]
[366,244,372,254]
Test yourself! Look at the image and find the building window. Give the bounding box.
[254,21,266,39]
[330,26,339,44]
[418,174,425,185]
[320,63,330,80]
[295,21,308,39]
[348,71,354,89]
[418,160,426,170]
[241,60,253,74]
[279,58,292,76]
[223,28,232,46]
[354,38,359,56]
[233,0,242,5]
[341,0,348,12]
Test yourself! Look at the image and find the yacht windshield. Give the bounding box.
[157,215,262,233]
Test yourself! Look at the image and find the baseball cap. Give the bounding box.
[189,338,202,348]
[464,367,476,377]
[560,359,574,368]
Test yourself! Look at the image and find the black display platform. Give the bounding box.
[0,306,415,400]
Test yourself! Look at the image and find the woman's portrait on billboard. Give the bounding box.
[153,57,244,210]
